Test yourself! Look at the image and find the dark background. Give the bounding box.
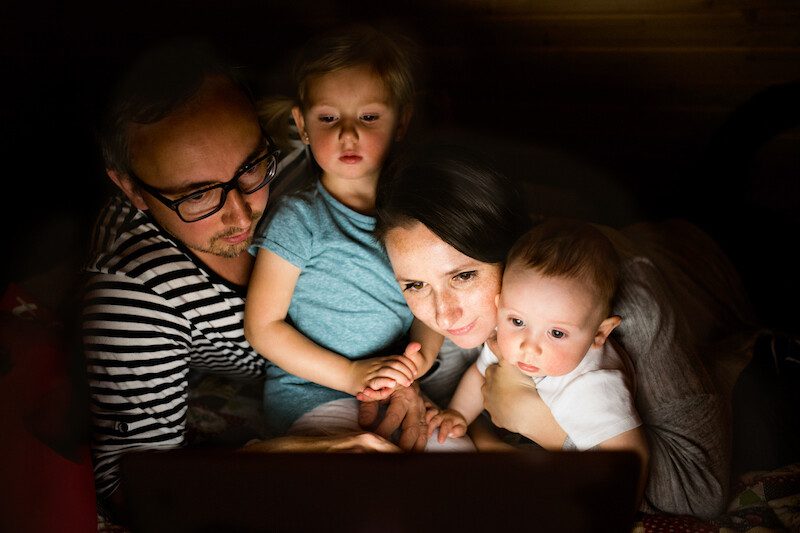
[2,0,799,334]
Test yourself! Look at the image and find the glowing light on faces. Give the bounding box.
[495,264,608,378]
[296,65,404,186]
[384,222,502,349]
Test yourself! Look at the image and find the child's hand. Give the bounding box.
[427,409,468,444]
[349,352,418,396]
[355,341,424,401]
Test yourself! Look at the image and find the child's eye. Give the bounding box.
[318,115,337,123]
[403,281,425,292]
[549,329,566,339]
[360,114,379,122]
[453,271,476,283]
[510,317,525,328]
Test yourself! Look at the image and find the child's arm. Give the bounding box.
[359,318,444,400]
[596,427,650,505]
[244,249,416,395]
[427,362,486,443]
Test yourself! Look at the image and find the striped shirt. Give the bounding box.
[82,194,267,499]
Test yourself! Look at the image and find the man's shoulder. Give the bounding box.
[84,195,190,281]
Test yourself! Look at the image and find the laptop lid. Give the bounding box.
[121,448,640,532]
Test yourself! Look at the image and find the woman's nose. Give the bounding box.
[434,291,462,330]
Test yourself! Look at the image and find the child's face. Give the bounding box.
[495,264,607,378]
[294,65,408,184]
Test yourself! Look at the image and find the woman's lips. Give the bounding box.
[517,361,539,374]
[447,319,476,337]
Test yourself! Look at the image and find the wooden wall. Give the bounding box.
[3,0,799,330]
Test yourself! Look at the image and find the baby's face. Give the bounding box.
[495,264,606,378]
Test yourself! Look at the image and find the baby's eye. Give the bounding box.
[403,281,425,292]
[453,271,476,283]
[318,115,337,123]
[549,329,566,339]
[510,317,525,328]
[360,114,379,122]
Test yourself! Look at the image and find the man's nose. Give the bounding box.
[221,189,252,227]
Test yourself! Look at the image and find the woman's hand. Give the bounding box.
[427,409,468,443]
[482,362,567,450]
[357,382,428,452]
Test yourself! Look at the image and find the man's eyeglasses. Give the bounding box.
[130,141,281,223]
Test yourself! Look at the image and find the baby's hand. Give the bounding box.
[427,409,468,444]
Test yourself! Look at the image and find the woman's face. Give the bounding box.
[383,221,502,349]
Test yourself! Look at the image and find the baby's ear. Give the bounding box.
[592,315,621,348]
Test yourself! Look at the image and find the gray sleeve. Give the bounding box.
[614,256,729,519]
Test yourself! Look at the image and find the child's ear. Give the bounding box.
[108,169,148,211]
[291,106,309,145]
[592,315,621,348]
[394,104,414,141]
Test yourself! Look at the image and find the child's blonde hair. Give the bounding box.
[506,218,621,315]
[259,24,418,152]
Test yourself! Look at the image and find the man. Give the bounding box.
[82,39,428,522]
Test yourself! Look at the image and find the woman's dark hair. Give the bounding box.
[374,143,530,264]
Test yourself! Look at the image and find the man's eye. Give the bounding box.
[454,271,476,282]
[549,329,565,339]
[403,281,424,292]
[184,190,213,204]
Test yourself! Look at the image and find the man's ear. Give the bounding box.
[291,106,308,145]
[394,104,414,141]
[107,169,149,211]
[592,315,621,348]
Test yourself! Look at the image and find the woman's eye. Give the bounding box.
[403,281,425,292]
[549,329,565,339]
[454,271,476,282]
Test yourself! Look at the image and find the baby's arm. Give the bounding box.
[427,362,486,443]
[244,249,416,395]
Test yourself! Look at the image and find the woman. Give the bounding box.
[373,142,762,519]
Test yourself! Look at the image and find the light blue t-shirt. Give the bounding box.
[249,181,414,434]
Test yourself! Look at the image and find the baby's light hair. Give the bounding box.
[506,218,621,315]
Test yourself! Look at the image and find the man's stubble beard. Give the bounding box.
[186,209,263,259]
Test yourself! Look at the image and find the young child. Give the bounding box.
[244,25,442,437]
[429,218,649,467]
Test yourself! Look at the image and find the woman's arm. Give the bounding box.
[481,362,567,450]
[597,427,650,505]
[244,249,416,395]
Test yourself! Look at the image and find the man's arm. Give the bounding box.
[82,273,194,508]
[357,382,428,452]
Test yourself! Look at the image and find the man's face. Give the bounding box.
[126,78,268,258]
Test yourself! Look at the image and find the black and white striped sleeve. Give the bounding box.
[82,271,193,498]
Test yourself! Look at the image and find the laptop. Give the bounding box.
[120,448,640,532]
